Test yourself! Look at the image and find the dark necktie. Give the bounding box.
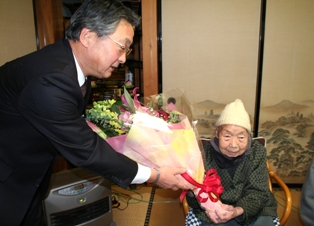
[80,80,87,97]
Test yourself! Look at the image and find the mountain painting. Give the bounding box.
[194,99,314,184]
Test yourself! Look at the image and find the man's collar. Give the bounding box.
[73,53,86,86]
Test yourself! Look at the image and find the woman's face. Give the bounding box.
[216,124,249,158]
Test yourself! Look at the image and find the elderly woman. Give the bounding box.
[186,99,278,226]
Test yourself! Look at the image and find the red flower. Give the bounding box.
[158,110,170,121]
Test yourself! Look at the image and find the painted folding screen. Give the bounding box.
[259,0,314,184]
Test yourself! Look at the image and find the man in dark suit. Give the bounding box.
[0,0,192,225]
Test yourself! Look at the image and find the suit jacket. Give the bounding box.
[0,39,138,225]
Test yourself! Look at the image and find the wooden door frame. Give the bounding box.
[141,0,159,97]
[33,0,64,49]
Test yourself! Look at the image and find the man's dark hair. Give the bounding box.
[66,0,141,41]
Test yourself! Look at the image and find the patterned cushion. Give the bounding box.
[185,208,281,226]
[273,216,280,226]
[185,208,202,226]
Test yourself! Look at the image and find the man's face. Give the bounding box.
[216,124,249,158]
[83,19,134,78]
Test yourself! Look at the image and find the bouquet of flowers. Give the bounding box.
[86,87,224,212]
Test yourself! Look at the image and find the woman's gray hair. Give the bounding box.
[66,0,141,41]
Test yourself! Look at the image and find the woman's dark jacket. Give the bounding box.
[190,139,277,225]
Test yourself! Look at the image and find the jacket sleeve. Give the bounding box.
[17,72,138,188]
[300,156,314,225]
[235,142,271,223]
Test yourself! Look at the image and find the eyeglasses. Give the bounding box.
[107,36,132,56]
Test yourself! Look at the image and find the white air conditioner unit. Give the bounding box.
[42,168,115,226]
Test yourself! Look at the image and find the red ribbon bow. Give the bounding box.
[180,169,224,203]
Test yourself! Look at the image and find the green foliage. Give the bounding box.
[168,111,180,123]
[123,86,135,114]
[86,100,125,137]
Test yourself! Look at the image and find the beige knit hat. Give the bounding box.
[215,99,251,133]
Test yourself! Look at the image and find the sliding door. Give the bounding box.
[162,0,261,137]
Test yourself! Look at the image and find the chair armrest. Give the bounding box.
[267,160,292,225]
[183,197,189,216]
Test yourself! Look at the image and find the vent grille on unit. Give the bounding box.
[49,196,110,226]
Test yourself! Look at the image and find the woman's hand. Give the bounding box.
[206,203,244,224]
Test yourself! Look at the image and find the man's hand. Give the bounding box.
[147,167,194,190]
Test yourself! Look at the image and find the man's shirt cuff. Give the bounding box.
[131,163,151,184]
